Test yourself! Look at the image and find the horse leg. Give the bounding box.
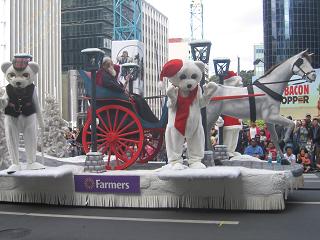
[206,105,222,150]
[266,116,295,157]
[267,115,295,143]
[266,123,282,154]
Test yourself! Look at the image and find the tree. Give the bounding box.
[239,70,254,86]
[38,95,69,157]
[208,75,220,83]
[0,109,10,169]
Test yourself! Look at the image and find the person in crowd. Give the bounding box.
[284,146,296,165]
[296,119,311,150]
[297,148,312,173]
[236,124,249,154]
[260,128,270,143]
[254,134,266,154]
[247,121,260,141]
[292,120,302,155]
[310,118,320,170]
[210,128,218,147]
[305,114,312,129]
[265,141,277,161]
[244,138,264,159]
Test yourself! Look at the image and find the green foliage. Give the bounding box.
[208,75,220,83]
[239,70,254,86]
[243,119,265,128]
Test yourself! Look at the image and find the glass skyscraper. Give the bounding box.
[61,0,114,71]
[263,0,320,70]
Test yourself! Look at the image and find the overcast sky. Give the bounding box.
[146,0,264,72]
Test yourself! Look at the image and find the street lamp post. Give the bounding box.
[189,40,212,151]
[81,48,105,172]
[121,63,140,95]
[212,58,230,145]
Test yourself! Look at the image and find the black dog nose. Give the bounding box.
[16,82,21,86]
[187,84,192,88]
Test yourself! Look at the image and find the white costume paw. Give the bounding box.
[7,164,21,173]
[166,85,178,101]
[189,162,206,169]
[171,162,188,170]
[27,162,45,170]
[203,82,218,98]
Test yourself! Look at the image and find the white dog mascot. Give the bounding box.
[0,54,45,173]
[160,59,218,170]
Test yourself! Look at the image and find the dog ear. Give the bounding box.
[194,61,205,72]
[1,62,12,73]
[28,62,39,74]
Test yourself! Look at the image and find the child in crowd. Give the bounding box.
[297,148,312,173]
[259,129,268,143]
[265,142,277,161]
[284,146,296,165]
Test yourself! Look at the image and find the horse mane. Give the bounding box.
[257,51,311,81]
[257,62,282,80]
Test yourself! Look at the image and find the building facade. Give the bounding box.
[253,44,264,78]
[61,0,113,71]
[263,0,320,70]
[9,0,62,108]
[142,0,168,117]
[0,0,10,87]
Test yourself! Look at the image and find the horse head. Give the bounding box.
[292,49,317,83]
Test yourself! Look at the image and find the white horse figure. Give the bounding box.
[207,50,317,155]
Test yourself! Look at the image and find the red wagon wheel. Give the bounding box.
[82,105,144,170]
[138,128,164,163]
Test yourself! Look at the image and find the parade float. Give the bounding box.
[0,49,314,210]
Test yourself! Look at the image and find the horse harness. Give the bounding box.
[246,57,312,122]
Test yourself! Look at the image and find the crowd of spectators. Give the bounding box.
[64,127,83,157]
[210,114,320,173]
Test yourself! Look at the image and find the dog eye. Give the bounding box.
[191,74,198,79]
[179,74,187,80]
[8,73,16,78]
[23,73,30,78]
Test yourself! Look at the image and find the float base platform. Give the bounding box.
[0,164,303,211]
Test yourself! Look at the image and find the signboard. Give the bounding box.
[280,69,320,119]
[74,175,140,194]
[112,40,144,96]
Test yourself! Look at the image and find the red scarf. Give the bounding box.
[174,86,198,136]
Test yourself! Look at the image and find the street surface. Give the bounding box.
[0,173,319,240]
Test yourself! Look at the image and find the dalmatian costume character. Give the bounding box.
[222,71,243,157]
[0,54,45,173]
[160,59,218,170]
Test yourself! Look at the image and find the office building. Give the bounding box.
[254,44,264,78]
[142,0,168,117]
[263,0,320,70]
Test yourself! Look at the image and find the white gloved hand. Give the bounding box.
[166,84,178,101]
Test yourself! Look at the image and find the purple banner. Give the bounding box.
[74,175,140,194]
